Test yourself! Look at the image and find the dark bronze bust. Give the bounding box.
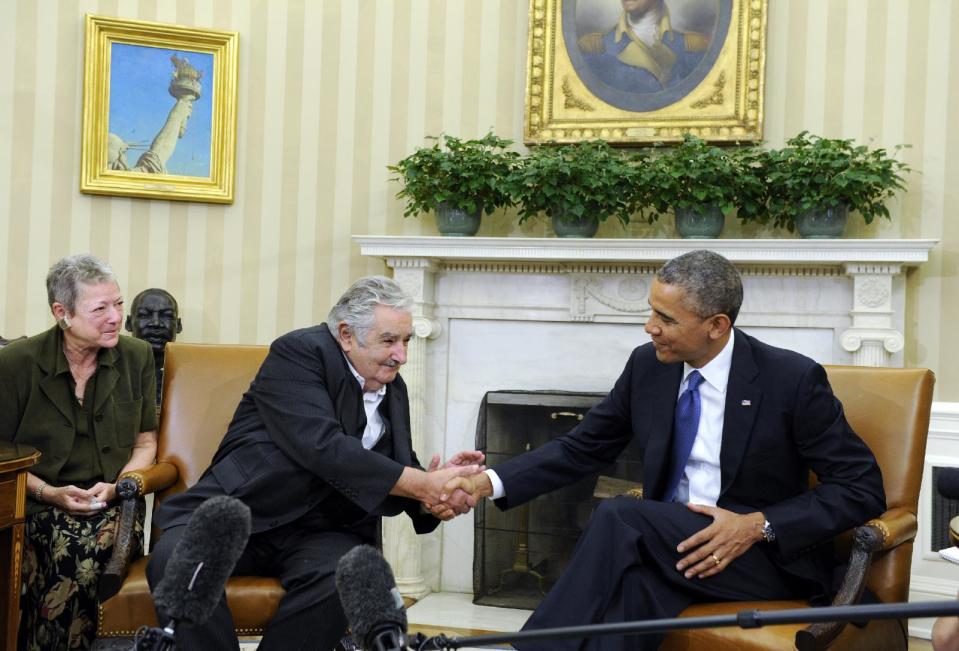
[125,288,182,404]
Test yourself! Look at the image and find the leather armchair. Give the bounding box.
[657,365,935,651]
[96,343,283,641]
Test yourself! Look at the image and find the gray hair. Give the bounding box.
[326,275,413,344]
[656,250,743,324]
[46,254,117,313]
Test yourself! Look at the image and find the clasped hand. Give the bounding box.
[421,451,486,521]
[423,472,493,521]
[47,482,115,516]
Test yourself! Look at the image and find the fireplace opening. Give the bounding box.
[473,390,644,610]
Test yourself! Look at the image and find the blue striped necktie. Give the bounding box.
[665,370,704,502]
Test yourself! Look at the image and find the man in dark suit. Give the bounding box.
[147,275,483,651]
[441,250,886,651]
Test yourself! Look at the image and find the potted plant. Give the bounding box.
[642,135,766,239]
[760,132,910,238]
[510,140,641,238]
[388,132,519,236]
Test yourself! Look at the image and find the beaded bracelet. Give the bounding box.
[34,482,46,503]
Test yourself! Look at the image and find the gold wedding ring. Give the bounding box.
[710,553,721,566]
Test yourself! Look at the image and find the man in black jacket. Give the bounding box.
[148,275,482,650]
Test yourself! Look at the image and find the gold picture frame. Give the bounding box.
[81,15,239,204]
[525,0,767,144]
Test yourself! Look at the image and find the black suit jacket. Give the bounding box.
[493,329,886,588]
[154,325,438,536]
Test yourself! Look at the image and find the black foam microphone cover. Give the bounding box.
[152,495,251,627]
[335,545,408,651]
[938,468,959,501]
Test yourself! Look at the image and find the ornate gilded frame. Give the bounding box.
[525,0,767,144]
[81,15,238,204]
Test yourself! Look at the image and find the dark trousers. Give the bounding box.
[146,521,374,651]
[515,497,808,651]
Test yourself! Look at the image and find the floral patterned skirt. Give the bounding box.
[19,503,144,651]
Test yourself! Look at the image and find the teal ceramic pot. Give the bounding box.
[795,204,849,239]
[674,205,725,239]
[435,202,482,236]
[550,211,599,238]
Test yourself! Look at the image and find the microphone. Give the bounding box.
[152,495,251,628]
[335,545,408,651]
[938,468,959,500]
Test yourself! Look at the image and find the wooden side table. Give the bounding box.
[0,443,39,651]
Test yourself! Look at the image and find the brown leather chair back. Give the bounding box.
[155,343,268,509]
[824,365,934,603]
[97,343,282,640]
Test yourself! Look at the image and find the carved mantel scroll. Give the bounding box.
[841,263,905,367]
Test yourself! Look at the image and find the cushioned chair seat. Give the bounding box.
[659,601,904,651]
[98,557,286,637]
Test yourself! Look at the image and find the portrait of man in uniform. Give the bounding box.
[565,0,729,113]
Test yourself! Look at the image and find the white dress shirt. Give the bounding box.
[344,355,387,450]
[485,333,736,504]
[674,333,734,506]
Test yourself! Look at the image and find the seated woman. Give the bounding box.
[0,254,158,650]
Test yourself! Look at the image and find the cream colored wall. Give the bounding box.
[1,0,957,398]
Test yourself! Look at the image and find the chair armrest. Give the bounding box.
[118,461,179,497]
[865,507,918,551]
[795,509,917,651]
[97,462,179,601]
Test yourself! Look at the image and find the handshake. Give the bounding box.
[408,450,495,521]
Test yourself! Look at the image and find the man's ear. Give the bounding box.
[708,314,733,340]
[336,322,353,351]
[125,315,133,332]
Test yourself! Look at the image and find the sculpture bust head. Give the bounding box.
[125,288,182,363]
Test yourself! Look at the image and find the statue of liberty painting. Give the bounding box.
[106,46,213,177]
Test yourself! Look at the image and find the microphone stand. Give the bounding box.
[409,599,959,650]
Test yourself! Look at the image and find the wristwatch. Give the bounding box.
[761,519,776,543]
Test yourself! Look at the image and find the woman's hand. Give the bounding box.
[45,484,109,516]
[88,481,117,507]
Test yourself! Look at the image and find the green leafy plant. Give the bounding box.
[510,140,641,226]
[760,131,911,231]
[388,132,520,216]
[640,135,767,223]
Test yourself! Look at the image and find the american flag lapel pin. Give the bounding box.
[741,399,751,407]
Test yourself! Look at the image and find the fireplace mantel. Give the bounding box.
[355,235,936,266]
[355,237,938,369]
[355,235,937,597]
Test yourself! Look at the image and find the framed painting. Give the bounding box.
[81,15,238,203]
[525,0,767,144]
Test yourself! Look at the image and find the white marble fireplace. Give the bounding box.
[354,236,937,598]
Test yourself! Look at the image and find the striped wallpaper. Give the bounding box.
[1,0,957,399]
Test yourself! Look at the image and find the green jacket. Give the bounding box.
[0,325,157,489]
